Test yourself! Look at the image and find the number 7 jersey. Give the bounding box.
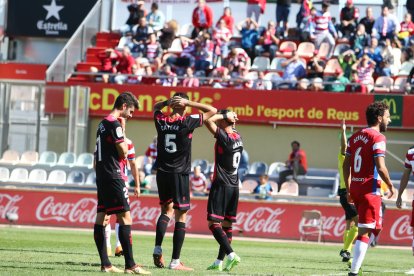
[346,128,387,195]
[154,110,203,173]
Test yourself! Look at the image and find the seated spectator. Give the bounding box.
[279,51,306,88]
[325,68,350,92]
[146,2,165,32]
[399,47,414,75]
[339,0,359,41]
[278,140,308,185]
[183,67,200,87]
[252,71,272,90]
[120,1,145,34]
[117,31,135,51]
[125,64,141,84]
[297,78,310,90]
[190,165,208,197]
[132,17,153,56]
[398,13,414,47]
[194,33,213,71]
[166,37,196,75]
[159,20,179,50]
[350,24,371,58]
[389,37,402,75]
[255,21,279,59]
[156,65,178,86]
[209,66,231,88]
[191,0,213,38]
[310,3,338,59]
[309,77,324,91]
[138,170,151,194]
[144,136,157,175]
[216,6,234,34]
[212,18,232,66]
[234,67,253,89]
[227,48,251,75]
[307,54,325,79]
[365,37,383,65]
[372,5,399,41]
[237,18,259,59]
[91,48,119,82]
[114,47,136,84]
[253,174,274,200]
[144,33,162,72]
[359,7,375,35]
[352,54,375,92]
[339,49,357,80]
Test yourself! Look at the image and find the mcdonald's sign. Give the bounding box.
[374,95,403,127]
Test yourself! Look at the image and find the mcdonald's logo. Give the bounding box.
[374,95,403,127]
[382,98,397,114]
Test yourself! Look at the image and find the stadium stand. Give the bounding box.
[144,174,157,193]
[47,170,67,185]
[57,152,77,167]
[191,159,209,175]
[75,153,94,168]
[85,171,96,186]
[246,161,268,178]
[9,168,29,182]
[19,151,39,166]
[278,180,299,196]
[66,171,86,185]
[240,179,258,194]
[0,167,10,181]
[28,169,48,183]
[0,150,20,165]
[38,151,58,167]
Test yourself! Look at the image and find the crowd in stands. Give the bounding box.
[83,0,414,93]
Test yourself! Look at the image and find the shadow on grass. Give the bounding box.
[0,247,95,256]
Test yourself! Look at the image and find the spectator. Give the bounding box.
[189,165,208,197]
[372,5,400,41]
[144,33,162,72]
[352,54,376,92]
[144,136,157,175]
[252,71,272,90]
[117,31,135,51]
[166,37,195,75]
[253,174,273,200]
[216,7,234,34]
[139,171,151,194]
[238,150,249,181]
[247,0,266,24]
[405,66,414,93]
[326,68,350,92]
[236,17,259,59]
[408,0,414,20]
[183,67,200,87]
[366,37,383,65]
[350,24,370,58]
[191,0,213,39]
[278,140,308,185]
[227,48,251,75]
[279,51,306,88]
[310,3,338,59]
[156,65,178,86]
[399,47,414,75]
[255,20,280,59]
[297,78,310,90]
[194,32,214,71]
[276,0,291,38]
[120,1,145,34]
[132,17,153,56]
[146,3,165,32]
[296,0,312,29]
[209,66,231,88]
[114,47,136,84]
[388,37,402,75]
[159,20,179,50]
[125,64,141,84]
[359,7,375,35]
[212,19,232,66]
[309,77,324,91]
[91,48,119,82]
[234,67,253,89]
[307,54,325,79]
[398,13,414,47]
[339,0,359,41]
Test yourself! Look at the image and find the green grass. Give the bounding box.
[0,226,412,275]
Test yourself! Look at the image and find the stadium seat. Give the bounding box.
[76,153,94,168]
[268,162,286,177]
[85,171,96,185]
[297,42,315,59]
[278,180,299,196]
[28,169,48,183]
[247,161,268,176]
[251,57,270,71]
[47,170,67,185]
[19,151,39,165]
[391,77,407,93]
[192,159,209,175]
[306,187,331,197]
[9,168,29,182]
[240,179,258,193]
[0,167,10,181]
[270,57,287,73]
[145,174,158,192]
[0,150,20,165]
[373,76,393,93]
[38,151,58,166]
[276,41,297,58]
[316,42,330,60]
[324,58,342,76]
[269,180,278,195]
[299,210,324,243]
[246,71,258,80]
[66,171,86,185]
[57,152,77,166]
[333,43,351,57]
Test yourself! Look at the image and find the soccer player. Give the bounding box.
[343,101,394,276]
[338,120,358,263]
[204,110,242,272]
[152,93,217,270]
[94,92,150,274]
[396,145,414,274]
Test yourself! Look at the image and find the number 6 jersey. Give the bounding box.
[346,128,387,195]
[154,110,203,173]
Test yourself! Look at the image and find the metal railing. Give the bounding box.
[46,0,103,82]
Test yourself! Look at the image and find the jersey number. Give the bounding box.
[232,152,241,174]
[165,134,177,153]
[354,147,362,173]
[96,136,102,161]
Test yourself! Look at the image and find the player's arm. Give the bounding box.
[342,154,352,202]
[129,159,141,197]
[340,119,347,155]
[205,111,237,135]
[171,97,217,121]
[374,156,394,199]
[396,167,411,208]
[115,117,128,159]
[153,98,171,112]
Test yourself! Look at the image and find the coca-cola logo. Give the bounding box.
[299,214,346,237]
[35,196,96,223]
[0,193,22,219]
[235,207,285,234]
[390,215,413,240]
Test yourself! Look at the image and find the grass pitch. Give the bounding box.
[0,226,412,275]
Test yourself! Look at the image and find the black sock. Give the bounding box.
[94,224,111,267]
[209,224,233,258]
[172,222,186,259]
[217,226,233,260]
[155,214,170,247]
[118,225,136,269]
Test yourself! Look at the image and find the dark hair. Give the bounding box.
[173,92,189,100]
[218,109,231,114]
[151,2,158,9]
[322,1,330,8]
[366,101,389,126]
[291,140,300,147]
[113,92,139,110]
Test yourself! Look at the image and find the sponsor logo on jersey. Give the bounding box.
[116,127,123,138]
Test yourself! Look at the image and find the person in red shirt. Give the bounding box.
[344,101,394,276]
[216,7,234,34]
[398,13,414,47]
[191,0,213,38]
[246,0,266,24]
[278,140,308,185]
[114,47,136,84]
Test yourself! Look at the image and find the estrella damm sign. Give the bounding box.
[374,95,403,127]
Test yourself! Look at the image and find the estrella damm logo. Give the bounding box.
[374,95,403,127]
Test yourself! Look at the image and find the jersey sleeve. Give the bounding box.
[111,120,124,144]
[372,134,386,157]
[127,140,136,160]
[214,128,230,146]
[185,113,203,131]
[345,140,351,156]
[405,147,414,170]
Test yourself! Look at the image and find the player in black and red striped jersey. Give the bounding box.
[204,109,243,272]
[152,93,216,271]
[94,92,150,275]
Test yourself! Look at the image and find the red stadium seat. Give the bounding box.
[297,42,315,60]
[323,58,342,76]
[276,41,297,58]
[96,32,121,40]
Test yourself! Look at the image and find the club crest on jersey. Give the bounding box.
[116,127,123,138]
[99,123,105,133]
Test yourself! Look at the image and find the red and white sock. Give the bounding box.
[350,235,370,274]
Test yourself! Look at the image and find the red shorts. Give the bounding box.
[411,201,414,227]
[351,191,382,229]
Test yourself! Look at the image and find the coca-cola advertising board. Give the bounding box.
[0,188,411,246]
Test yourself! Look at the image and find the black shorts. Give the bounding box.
[156,170,190,210]
[207,183,239,223]
[339,188,358,220]
[96,178,130,215]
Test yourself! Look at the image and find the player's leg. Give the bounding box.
[407,201,414,274]
[340,192,358,262]
[115,218,123,257]
[344,215,358,255]
[213,220,234,269]
[104,221,112,256]
[349,227,371,276]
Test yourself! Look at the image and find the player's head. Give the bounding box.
[291,140,300,151]
[171,92,189,113]
[113,92,139,119]
[366,101,391,132]
[217,109,237,129]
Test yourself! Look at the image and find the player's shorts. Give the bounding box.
[96,178,130,215]
[338,188,358,220]
[156,170,190,211]
[207,183,239,223]
[411,200,414,227]
[350,190,382,229]
[276,4,290,23]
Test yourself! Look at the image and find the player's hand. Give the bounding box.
[117,117,126,130]
[134,186,140,198]
[341,119,346,131]
[226,112,238,123]
[170,96,188,108]
[387,186,394,199]
[396,196,403,208]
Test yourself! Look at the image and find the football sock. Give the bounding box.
[94,224,111,267]
[118,225,135,268]
[209,224,233,257]
[227,252,236,260]
[155,214,170,247]
[115,223,121,247]
[343,229,349,248]
[105,224,111,248]
[350,235,369,274]
[214,259,223,266]
[172,222,186,259]
[217,226,233,261]
[345,226,358,252]
[170,259,180,267]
